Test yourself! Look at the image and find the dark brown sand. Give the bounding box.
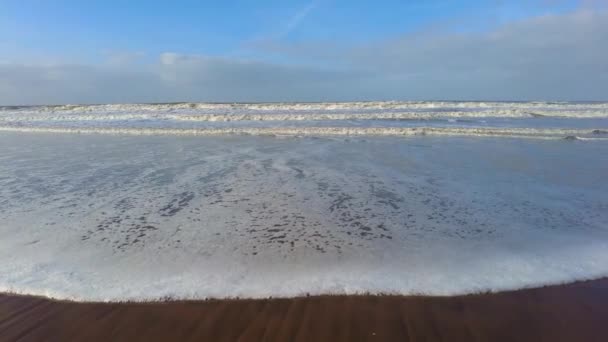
[1,279,607,342]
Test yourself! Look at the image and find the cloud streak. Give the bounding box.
[279,1,320,38]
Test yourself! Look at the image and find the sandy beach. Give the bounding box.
[3,0,608,339]
[1,279,607,341]
[1,108,608,341]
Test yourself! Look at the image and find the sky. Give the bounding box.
[0,0,607,104]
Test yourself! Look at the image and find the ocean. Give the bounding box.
[0,101,607,301]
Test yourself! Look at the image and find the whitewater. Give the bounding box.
[0,101,607,302]
[1,101,608,139]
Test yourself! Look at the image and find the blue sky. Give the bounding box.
[1,0,579,61]
[1,0,607,104]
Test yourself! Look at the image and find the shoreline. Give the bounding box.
[2,277,607,305]
[2,278,607,341]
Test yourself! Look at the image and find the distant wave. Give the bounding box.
[5,100,608,111]
[2,125,607,140]
[169,110,608,121]
[1,101,607,118]
[1,101,607,138]
[3,111,608,124]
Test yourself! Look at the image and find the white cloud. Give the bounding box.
[0,56,368,105]
[251,9,608,100]
[0,9,606,105]
[104,51,146,66]
[159,52,181,66]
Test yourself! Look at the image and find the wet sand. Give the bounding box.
[1,279,607,341]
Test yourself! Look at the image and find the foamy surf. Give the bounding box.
[3,100,608,114]
[0,132,607,302]
[2,125,608,140]
[1,101,607,140]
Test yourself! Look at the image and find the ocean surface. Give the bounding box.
[0,101,607,301]
[1,101,608,139]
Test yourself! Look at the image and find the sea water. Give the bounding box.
[0,101,607,301]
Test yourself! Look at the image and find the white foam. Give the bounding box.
[1,101,607,141]
[0,133,607,302]
[1,101,607,142]
[2,101,608,122]
[6,100,608,112]
[1,125,608,139]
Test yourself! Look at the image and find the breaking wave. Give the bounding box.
[2,101,608,118]
[2,125,608,140]
[5,100,608,112]
[1,101,607,139]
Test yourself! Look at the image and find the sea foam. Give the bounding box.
[0,133,607,302]
[1,101,607,139]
